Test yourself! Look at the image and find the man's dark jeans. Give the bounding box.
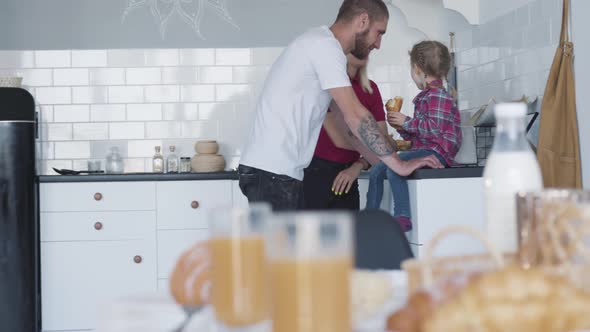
[237,164,304,211]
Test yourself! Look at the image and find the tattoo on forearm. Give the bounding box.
[347,129,355,138]
[358,115,395,156]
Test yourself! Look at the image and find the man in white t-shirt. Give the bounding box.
[238,0,442,210]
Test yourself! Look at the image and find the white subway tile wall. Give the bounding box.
[162,67,198,84]
[72,50,108,68]
[0,51,35,69]
[162,103,199,121]
[90,104,126,122]
[35,87,72,105]
[179,49,215,66]
[109,122,145,140]
[1,0,557,175]
[53,68,89,86]
[89,68,125,86]
[145,85,180,103]
[54,105,90,122]
[455,0,560,112]
[46,123,73,141]
[54,141,91,159]
[72,87,108,104]
[126,68,162,85]
[36,51,71,68]
[180,85,216,103]
[0,69,52,86]
[127,104,163,121]
[73,123,109,141]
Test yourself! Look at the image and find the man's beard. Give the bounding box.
[351,28,371,59]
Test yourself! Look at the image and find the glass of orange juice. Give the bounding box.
[209,203,272,329]
[267,212,354,332]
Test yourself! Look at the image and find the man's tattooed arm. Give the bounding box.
[358,115,396,156]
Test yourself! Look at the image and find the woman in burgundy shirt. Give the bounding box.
[303,54,390,210]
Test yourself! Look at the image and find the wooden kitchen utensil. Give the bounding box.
[52,167,104,175]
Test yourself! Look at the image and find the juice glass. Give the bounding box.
[267,212,354,332]
[209,203,271,328]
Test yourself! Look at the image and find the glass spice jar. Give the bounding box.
[179,157,192,173]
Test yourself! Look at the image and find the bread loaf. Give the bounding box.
[424,266,590,332]
[387,266,590,332]
[169,241,211,307]
[386,97,403,113]
[387,274,472,332]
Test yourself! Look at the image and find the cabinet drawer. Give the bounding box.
[156,181,232,229]
[40,182,156,212]
[157,229,209,279]
[41,211,156,242]
[158,279,170,295]
[41,239,157,331]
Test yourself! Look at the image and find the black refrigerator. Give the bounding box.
[0,88,40,332]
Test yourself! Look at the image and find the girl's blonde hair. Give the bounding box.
[410,40,451,79]
[358,65,374,94]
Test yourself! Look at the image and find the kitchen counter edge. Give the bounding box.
[37,167,483,183]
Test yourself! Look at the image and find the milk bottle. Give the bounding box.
[483,103,543,253]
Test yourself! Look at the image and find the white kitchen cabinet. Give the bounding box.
[40,182,156,212]
[155,181,249,298]
[41,240,157,331]
[40,181,158,332]
[407,177,486,257]
[41,211,156,242]
[157,229,210,280]
[156,181,232,230]
[38,178,291,330]
[157,279,170,294]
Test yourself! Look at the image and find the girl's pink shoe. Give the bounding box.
[394,215,412,232]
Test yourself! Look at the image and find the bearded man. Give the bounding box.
[238,0,442,210]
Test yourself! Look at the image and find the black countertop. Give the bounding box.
[37,171,239,183]
[37,166,483,183]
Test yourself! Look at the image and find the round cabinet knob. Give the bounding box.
[94,192,103,201]
[94,222,103,230]
[133,255,142,264]
[191,201,199,209]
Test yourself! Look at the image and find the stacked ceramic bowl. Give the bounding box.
[191,141,226,173]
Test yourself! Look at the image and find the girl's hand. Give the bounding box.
[332,162,363,195]
[387,112,408,128]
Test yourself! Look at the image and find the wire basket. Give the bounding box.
[0,77,23,88]
[474,111,539,166]
[402,225,511,294]
[475,126,495,166]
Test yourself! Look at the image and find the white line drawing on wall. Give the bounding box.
[121,0,240,39]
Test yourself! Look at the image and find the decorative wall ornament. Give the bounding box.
[122,0,240,39]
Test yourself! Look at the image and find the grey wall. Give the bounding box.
[572,0,589,189]
[0,0,342,50]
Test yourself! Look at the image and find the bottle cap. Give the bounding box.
[494,103,526,118]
